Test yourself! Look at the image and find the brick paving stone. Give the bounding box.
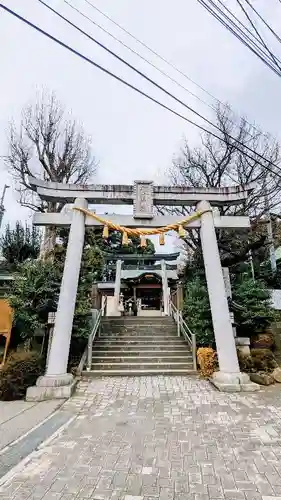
[1,378,281,500]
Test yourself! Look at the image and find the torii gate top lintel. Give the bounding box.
[29,176,255,208]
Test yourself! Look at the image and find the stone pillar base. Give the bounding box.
[210,371,260,392]
[26,373,77,401]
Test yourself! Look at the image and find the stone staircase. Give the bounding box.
[87,316,196,376]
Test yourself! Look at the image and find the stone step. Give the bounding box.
[100,330,177,338]
[94,344,187,350]
[95,337,185,343]
[98,334,180,340]
[101,328,178,334]
[102,317,174,322]
[101,332,178,337]
[91,361,193,370]
[92,350,192,357]
[92,355,192,362]
[102,322,175,326]
[94,345,188,352]
[102,321,175,326]
[83,368,197,376]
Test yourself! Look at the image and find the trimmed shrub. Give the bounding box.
[251,348,278,373]
[0,351,44,401]
[197,347,217,377]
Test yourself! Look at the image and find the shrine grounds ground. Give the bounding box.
[1,376,281,500]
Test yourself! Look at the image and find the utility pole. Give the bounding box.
[0,184,10,231]
[264,180,277,273]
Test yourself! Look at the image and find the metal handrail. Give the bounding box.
[170,301,197,371]
[77,296,107,375]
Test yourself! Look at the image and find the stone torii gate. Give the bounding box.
[26,178,259,400]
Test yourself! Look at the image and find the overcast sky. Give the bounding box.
[1,0,281,251]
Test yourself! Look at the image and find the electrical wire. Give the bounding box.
[76,0,278,138]
[63,0,218,115]
[216,0,266,40]
[235,0,281,71]
[209,0,281,69]
[243,0,281,45]
[63,0,270,142]
[207,0,274,52]
[197,0,281,77]
[37,0,281,172]
[1,3,281,181]
[198,0,280,67]
[82,0,279,112]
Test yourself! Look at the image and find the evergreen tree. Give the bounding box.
[232,278,277,336]
[0,222,41,268]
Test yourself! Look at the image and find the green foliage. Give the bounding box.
[182,269,277,347]
[8,260,61,339]
[8,242,104,341]
[0,222,41,268]
[0,351,44,401]
[6,222,150,342]
[183,276,214,347]
[57,228,155,256]
[232,278,277,336]
[101,231,155,255]
[255,263,281,290]
[73,245,104,337]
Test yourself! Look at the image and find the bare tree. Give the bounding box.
[169,105,281,265]
[5,92,98,213]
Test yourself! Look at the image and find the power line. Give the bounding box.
[202,0,281,70]
[243,0,281,45]
[215,0,281,72]
[63,0,217,115]
[82,0,219,99]
[1,3,281,181]
[198,0,281,68]
[197,0,281,77]
[208,0,274,52]
[63,0,269,142]
[37,0,281,172]
[216,0,266,40]
[235,0,281,71]
[211,0,281,69]
[81,0,279,129]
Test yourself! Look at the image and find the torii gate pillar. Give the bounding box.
[26,197,88,401]
[198,201,258,392]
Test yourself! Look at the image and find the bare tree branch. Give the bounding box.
[169,104,281,263]
[4,91,98,213]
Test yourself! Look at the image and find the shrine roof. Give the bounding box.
[121,270,178,281]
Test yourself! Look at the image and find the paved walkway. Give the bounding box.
[2,376,281,500]
[0,400,63,452]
